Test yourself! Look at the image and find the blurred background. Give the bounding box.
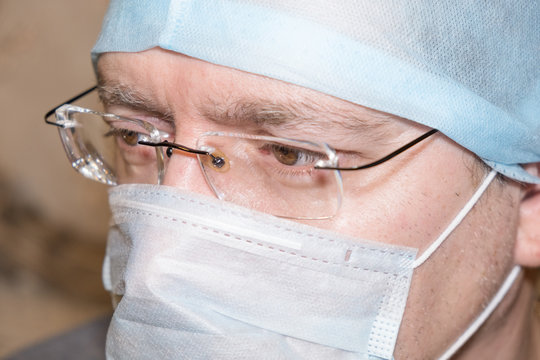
[0,1,111,357]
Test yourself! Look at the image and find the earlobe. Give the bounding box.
[514,163,540,267]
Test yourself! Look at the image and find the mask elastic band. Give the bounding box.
[412,170,497,268]
[437,265,521,360]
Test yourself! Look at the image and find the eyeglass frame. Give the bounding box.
[45,86,439,217]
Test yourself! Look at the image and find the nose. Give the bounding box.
[161,149,216,197]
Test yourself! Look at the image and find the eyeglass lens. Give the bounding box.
[195,134,341,219]
[56,101,341,218]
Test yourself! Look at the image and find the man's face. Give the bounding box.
[97,48,524,358]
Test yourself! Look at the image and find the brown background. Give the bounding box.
[0,1,111,357]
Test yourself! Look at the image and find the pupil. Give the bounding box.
[272,145,299,165]
[122,131,139,146]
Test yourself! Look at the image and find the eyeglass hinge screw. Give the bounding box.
[211,156,225,168]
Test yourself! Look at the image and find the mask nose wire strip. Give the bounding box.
[437,265,521,360]
[412,170,497,268]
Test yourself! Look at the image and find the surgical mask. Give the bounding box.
[103,169,513,359]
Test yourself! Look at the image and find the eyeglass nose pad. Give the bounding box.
[203,149,230,173]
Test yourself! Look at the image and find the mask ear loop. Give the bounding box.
[412,170,498,268]
[437,265,521,360]
[408,169,519,358]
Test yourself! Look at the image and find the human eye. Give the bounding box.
[100,118,163,184]
[105,126,148,147]
[103,121,155,159]
[261,143,325,168]
[197,134,340,215]
[249,140,333,184]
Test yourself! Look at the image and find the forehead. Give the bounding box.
[96,49,410,131]
[97,49,339,104]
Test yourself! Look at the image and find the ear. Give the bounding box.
[514,163,540,267]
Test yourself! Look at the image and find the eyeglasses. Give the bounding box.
[45,86,438,219]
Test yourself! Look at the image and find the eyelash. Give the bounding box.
[104,127,147,146]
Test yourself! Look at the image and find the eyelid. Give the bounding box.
[104,127,149,140]
[333,150,378,168]
[104,105,175,135]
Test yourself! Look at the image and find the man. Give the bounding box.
[46,1,539,359]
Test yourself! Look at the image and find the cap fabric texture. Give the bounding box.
[92,0,540,183]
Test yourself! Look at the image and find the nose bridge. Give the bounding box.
[162,148,215,196]
[162,119,214,196]
[160,101,217,195]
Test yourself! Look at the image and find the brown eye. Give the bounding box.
[271,145,299,165]
[105,128,143,147]
[121,130,139,146]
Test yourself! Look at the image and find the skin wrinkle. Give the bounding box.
[198,95,393,134]
[97,68,402,152]
[197,96,406,163]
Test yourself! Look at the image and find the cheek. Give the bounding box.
[320,147,474,250]
[394,182,521,358]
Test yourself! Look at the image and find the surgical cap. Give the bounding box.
[92,0,540,183]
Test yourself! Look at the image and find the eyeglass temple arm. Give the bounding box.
[138,140,210,156]
[44,86,98,127]
[316,128,438,171]
[139,140,228,169]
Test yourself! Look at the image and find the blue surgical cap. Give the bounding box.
[92,0,540,183]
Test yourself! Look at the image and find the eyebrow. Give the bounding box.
[96,82,175,123]
[97,79,391,135]
[198,97,392,134]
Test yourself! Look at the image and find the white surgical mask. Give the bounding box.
[103,170,513,359]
